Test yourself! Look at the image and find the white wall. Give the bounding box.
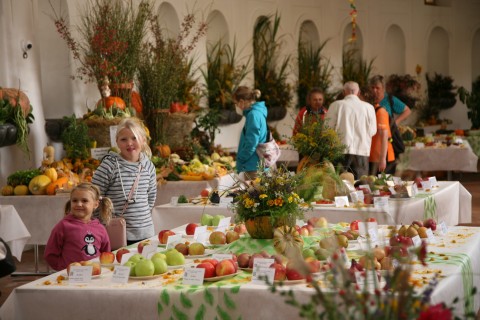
[1,0,480,185]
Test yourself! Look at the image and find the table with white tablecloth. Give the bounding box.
[277,144,299,167]
[152,181,471,230]
[0,205,31,261]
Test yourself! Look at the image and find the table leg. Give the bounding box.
[10,244,53,277]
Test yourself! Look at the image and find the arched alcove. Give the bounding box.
[299,20,320,49]
[384,24,406,76]
[427,26,449,75]
[472,28,480,81]
[342,23,364,62]
[206,10,229,48]
[157,2,179,38]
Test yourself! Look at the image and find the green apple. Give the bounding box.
[165,249,185,266]
[151,252,166,261]
[135,259,155,277]
[212,215,225,226]
[201,214,213,226]
[128,253,145,264]
[123,261,137,276]
[151,257,168,275]
[302,248,316,259]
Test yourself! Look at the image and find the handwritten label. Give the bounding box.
[438,221,448,236]
[68,266,92,283]
[183,267,205,285]
[428,176,438,188]
[359,184,371,193]
[90,147,110,160]
[411,235,422,247]
[334,196,349,208]
[193,226,208,241]
[420,180,432,191]
[426,228,436,243]
[111,266,130,284]
[350,191,364,203]
[415,142,425,148]
[166,234,183,250]
[170,197,179,205]
[142,243,157,258]
[367,228,378,244]
[219,197,232,207]
[251,267,275,284]
[374,196,389,210]
[216,217,231,232]
[411,183,419,197]
[195,231,209,245]
[120,252,134,265]
[212,253,235,261]
[388,187,397,195]
[358,222,378,238]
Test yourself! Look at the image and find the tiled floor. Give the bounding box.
[1,169,480,311]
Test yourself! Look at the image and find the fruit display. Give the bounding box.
[67,260,102,276]
[273,226,304,256]
[123,253,168,277]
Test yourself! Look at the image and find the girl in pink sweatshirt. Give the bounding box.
[44,183,114,271]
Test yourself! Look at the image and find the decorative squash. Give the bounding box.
[96,96,126,110]
[46,176,69,195]
[1,185,14,196]
[273,225,304,257]
[43,144,55,165]
[43,167,58,183]
[13,185,29,196]
[130,91,143,114]
[28,175,52,195]
[156,144,171,158]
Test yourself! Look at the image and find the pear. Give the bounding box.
[314,248,331,260]
[417,227,428,239]
[398,225,408,237]
[336,234,349,248]
[406,226,419,238]
[373,246,385,262]
[380,256,394,271]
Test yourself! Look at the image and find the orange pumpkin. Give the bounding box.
[170,102,188,113]
[96,96,126,110]
[130,91,143,114]
[156,144,171,158]
[46,177,70,196]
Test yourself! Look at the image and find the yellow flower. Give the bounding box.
[259,194,268,199]
[288,196,293,203]
[267,199,275,206]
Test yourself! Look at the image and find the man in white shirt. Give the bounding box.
[324,81,377,179]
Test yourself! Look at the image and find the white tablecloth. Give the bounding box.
[0,205,31,261]
[1,225,479,319]
[399,141,478,172]
[277,144,299,166]
[152,181,471,230]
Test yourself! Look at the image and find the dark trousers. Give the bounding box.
[341,154,369,180]
[369,161,396,176]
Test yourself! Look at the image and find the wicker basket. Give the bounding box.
[82,118,123,148]
[164,112,196,148]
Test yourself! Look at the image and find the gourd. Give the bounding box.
[43,144,55,165]
[96,96,126,110]
[46,176,69,195]
[339,172,355,185]
[13,185,29,195]
[156,144,171,158]
[1,185,14,196]
[43,167,58,182]
[273,225,304,256]
[28,175,52,195]
[130,91,143,114]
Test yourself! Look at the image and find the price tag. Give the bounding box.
[193,226,208,240]
[415,142,425,148]
[212,253,235,261]
[411,235,422,247]
[420,180,432,191]
[438,221,448,236]
[219,197,232,207]
[90,147,110,160]
[68,266,92,284]
[183,267,205,285]
[359,184,371,193]
[111,265,130,284]
[426,228,436,243]
[374,196,389,210]
[166,234,183,250]
[170,197,179,205]
[334,196,349,208]
[428,176,439,188]
[350,190,364,203]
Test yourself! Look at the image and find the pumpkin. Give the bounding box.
[130,91,143,114]
[156,144,171,158]
[170,102,188,113]
[28,175,52,195]
[273,225,304,257]
[96,96,126,110]
[339,172,355,185]
[1,185,14,196]
[44,167,58,183]
[13,185,29,196]
[46,176,70,196]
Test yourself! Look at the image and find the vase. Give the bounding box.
[245,215,295,239]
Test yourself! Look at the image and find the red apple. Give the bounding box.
[115,248,130,263]
[305,257,321,273]
[197,262,216,278]
[215,259,236,276]
[350,220,360,231]
[185,223,198,236]
[80,260,102,276]
[305,224,314,234]
[248,253,265,269]
[201,258,219,269]
[233,223,247,235]
[367,217,377,223]
[236,253,251,268]
[159,230,176,244]
[400,236,414,247]
[225,231,240,244]
[412,220,423,228]
[209,231,226,245]
[414,177,423,188]
[423,218,437,231]
[299,226,310,236]
[99,251,115,265]
[137,240,151,253]
[389,235,402,247]
[285,261,306,280]
[175,243,189,256]
[200,188,210,198]
[270,262,287,281]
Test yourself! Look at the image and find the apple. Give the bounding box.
[400,236,414,247]
[299,226,310,236]
[305,257,321,273]
[175,243,189,256]
[151,256,168,275]
[414,177,423,188]
[215,259,236,276]
[151,252,166,261]
[248,253,264,269]
[295,225,301,233]
[67,262,81,276]
[411,220,423,228]
[128,253,145,264]
[423,218,437,231]
[115,248,130,263]
[196,262,216,278]
[135,259,155,277]
[212,215,225,226]
[123,261,137,276]
[225,231,240,244]
[270,262,287,281]
[350,220,360,231]
[236,253,251,268]
[286,261,306,280]
[185,223,198,236]
[367,217,377,223]
[233,223,247,235]
[188,242,206,256]
[80,260,101,276]
[364,194,374,205]
[200,214,213,226]
[137,240,151,253]
[209,231,226,245]
[201,258,219,269]
[165,249,185,266]
[389,235,402,247]
[99,251,115,265]
[228,258,238,272]
[308,217,328,228]
[200,188,210,198]
[159,230,176,244]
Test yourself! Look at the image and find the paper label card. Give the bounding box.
[142,244,157,258]
[374,196,389,210]
[193,226,208,240]
[358,222,378,237]
[195,231,209,245]
[183,267,205,285]
[334,196,349,208]
[219,197,232,207]
[428,176,439,188]
[170,197,179,205]
[420,180,432,191]
[112,266,130,284]
[216,217,231,230]
[367,228,378,244]
[212,254,234,262]
[426,228,436,243]
[415,142,425,148]
[438,221,448,236]
[411,235,422,247]
[120,252,134,265]
[166,234,183,250]
[388,187,397,195]
[252,266,275,284]
[110,125,118,148]
[90,147,110,160]
[350,191,364,203]
[411,183,419,197]
[68,266,92,283]
[359,184,371,193]
[392,176,402,184]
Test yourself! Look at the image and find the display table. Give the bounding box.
[152,181,471,230]
[277,144,299,167]
[155,174,237,205]
[0,205,31,261]
[1,225,479,319]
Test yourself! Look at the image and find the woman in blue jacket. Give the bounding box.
[233,86,268,180]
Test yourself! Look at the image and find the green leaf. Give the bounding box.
[216,305,232,320]
[224,292,236,310]
[161,289,170,306]
[230,286,241,294]
[195,304,206,320]
[180,292,193,309]
[172,304,188,320]
[204,289,214,306]
[157,302,163,314]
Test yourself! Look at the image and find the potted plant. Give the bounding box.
[458,76,480,129]
[253,13,292,121]
[342,45,375,95]
[417,73,457,124]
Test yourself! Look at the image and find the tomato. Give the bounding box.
[350,220,360,231]
[367,217,377,223]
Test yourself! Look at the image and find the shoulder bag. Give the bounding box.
[255,119,281,168]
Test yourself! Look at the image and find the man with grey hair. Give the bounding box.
[324,81,377,179]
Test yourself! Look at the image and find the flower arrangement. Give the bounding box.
[290,119,346,164]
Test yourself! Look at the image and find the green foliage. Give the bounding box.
[458,76,480,129]
[385,74,422,109]
[253,13,292,120]
[7,168,42,187]
[0,95,34,156]
[61,115,91,160]
[342,45,375,93]
[297,41,335,108]
[426,73,457,115]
